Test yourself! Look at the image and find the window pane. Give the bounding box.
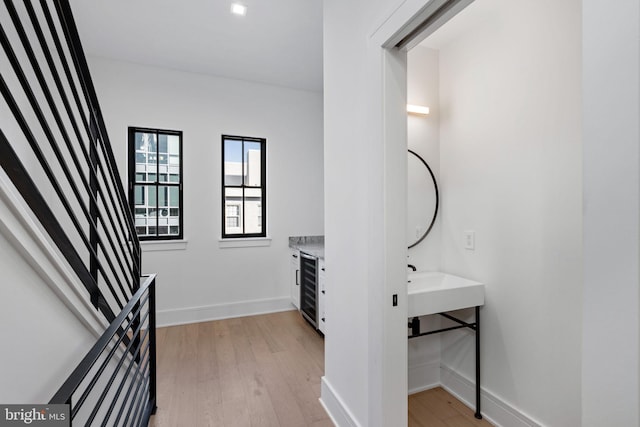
[148,186,157,207]
[149,185,181,235]
[130,127,182,240]
[135,208,151,237]
[224,188,243,235]
[169,186,179,207]
[244,191,262,234]
[244,141,261,187]
[168,135,180,155]
[158,134,168,154]
[135,132,156,153]
[226,216,239,228]
[134,185,157,235]
[158,186,168,208]
[224,139,243,186]
[134,185,144,205]
[166,135,180,183]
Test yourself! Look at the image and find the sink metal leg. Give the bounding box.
[408,307,483,419]
[475,305,482,419]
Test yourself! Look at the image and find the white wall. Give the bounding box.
[323,0,417,425]
[407,46,441,272]
[88,57,324,326]
[0,199,97,403]
[437,1,582,425]
[322,2,381,418]
[582,0,640,425]
[407,46,442,393]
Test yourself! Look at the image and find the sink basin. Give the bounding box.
[407,272,484,317]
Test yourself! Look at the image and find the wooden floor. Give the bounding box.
[149,310,492,427]
[149,310,331,427]
[409,388,493,427]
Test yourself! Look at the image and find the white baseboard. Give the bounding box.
[440,364,544,427]
[408,360,441,395]
[156,296,294,327]
[319,377,362,427]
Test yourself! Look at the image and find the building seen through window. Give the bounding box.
[222,135,266,238]
[129,127,183,240]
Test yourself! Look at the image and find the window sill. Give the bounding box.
[218,237,272,248]
[140,239,188,252]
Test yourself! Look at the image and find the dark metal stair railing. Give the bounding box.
[0,0,141,317]
[49,274,158,426]
[0,0,156,425]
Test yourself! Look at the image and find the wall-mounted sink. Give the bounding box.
[408,272,484,317]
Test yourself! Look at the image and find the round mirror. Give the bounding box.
[407,150,439,249]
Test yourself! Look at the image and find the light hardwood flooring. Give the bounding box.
[149,310,492,427]
[149,310,331,427]
[409,388,493,427]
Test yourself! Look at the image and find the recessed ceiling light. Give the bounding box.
[231,3,247,16]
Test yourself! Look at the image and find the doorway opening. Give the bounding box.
[376,0,484,424]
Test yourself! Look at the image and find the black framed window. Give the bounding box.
[128,127,183,240]
[222,135,266,238]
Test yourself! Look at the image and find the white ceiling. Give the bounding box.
[69,0,324,92]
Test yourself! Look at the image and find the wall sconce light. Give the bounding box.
[407,104,430,116]
[231,3,248,16]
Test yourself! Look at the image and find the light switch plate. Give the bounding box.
[464,230,475,250]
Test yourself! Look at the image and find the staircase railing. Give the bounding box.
[0,0,156,424]
[0,0,140,321]
[50,274,157,426]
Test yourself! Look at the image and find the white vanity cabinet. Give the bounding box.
[290,249,300,309]
[318,258,326,333]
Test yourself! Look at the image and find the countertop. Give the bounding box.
[289,235,325,259]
